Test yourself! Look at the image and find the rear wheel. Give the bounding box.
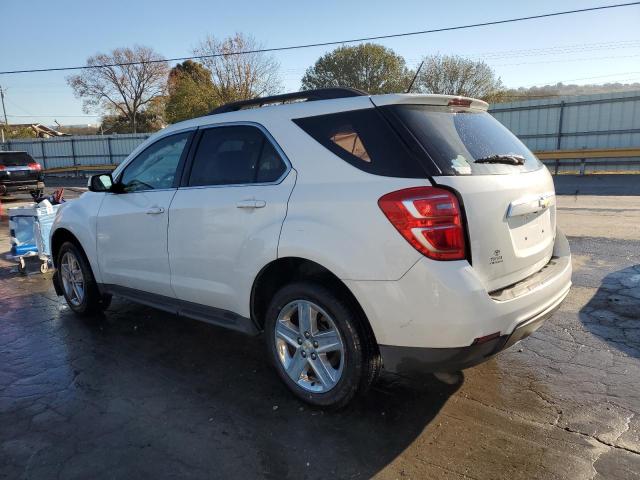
[57,241,109,316]
[265,282,379,408]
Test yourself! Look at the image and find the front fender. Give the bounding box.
[51,192,105,283]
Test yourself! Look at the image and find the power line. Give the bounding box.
[520,71,640,87]
[1,1,639,75]
[279,50,640,76]
[458,40,640,59]
[7,114,100,118]
[491,52,640,67]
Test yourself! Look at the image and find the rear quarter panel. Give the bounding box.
[269,118,426,281]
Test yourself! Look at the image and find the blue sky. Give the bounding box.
[1,0,639,126]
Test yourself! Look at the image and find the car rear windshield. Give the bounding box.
[0,151,34,166]
[293,108,428,178]
[385,105,543,176]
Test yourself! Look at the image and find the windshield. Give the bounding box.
[387,105,543,175]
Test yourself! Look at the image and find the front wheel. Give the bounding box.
[57,241,108,316]
[265,282,379,409]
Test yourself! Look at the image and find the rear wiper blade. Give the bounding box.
[474,154,525,166]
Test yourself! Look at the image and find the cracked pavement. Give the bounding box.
[1,188,639,479]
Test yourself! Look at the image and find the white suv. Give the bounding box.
[51,88,572,408]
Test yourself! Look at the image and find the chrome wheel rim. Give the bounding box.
[274,300,344,393]
[60,252,85,306]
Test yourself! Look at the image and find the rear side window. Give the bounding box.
[188,126,287,186]
[293,108,427,178]
[386,105,543,176]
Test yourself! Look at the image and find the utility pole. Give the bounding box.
[0,85,8,126]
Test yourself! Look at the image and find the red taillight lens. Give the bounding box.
[378,186,466,261]
[447,98,472,107]
[28,162,42,171]
[0,165,5,171]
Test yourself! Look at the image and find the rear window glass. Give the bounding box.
[386,105,542,175]
[293,108,427,178]
[0,151,34,166]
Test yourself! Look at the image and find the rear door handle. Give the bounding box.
[236,199,266,209]
[146,206,165,215]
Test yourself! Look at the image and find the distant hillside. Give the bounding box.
[495,82,640,103]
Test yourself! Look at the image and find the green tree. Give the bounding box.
[100,98,165,134]
[165,60,217,123]
[301,43,412,94]
[1,125,37,139]
[415,55,504,102]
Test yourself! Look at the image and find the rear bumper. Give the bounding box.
[379,283,568,373]
[344,229,572,369]
[0,180,45,193]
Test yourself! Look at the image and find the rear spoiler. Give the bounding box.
[370,94,489,112]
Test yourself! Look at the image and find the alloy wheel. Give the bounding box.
[274,299,345,393]
[60,251,85,306]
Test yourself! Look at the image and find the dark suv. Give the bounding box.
[0,151,45,196]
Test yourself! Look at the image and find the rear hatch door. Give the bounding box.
[436,170,555,291]
[0,151,40,182]
[378,101,556,291]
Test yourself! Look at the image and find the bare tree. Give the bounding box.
[416,55,503,102]
[193,33,281,104]
[67,46,168,133]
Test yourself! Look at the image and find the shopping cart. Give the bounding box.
[8,202,60,274]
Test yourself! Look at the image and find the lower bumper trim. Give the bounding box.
[380,285,569,374]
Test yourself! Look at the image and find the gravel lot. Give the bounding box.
[0,181,639,479]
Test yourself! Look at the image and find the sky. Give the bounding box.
[1,0,639,126]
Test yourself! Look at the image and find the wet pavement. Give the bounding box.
[1,191,639,479]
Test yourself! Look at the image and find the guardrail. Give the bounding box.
[536,148,640,175]
[44,164,117,174]
[42,147,640,176]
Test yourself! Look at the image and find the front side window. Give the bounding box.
[119,132,190,192]
[188,126,287,186]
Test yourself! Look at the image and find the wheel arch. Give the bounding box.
[250,256,379,347]
[51,228,84,267]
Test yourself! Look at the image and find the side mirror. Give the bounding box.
[88,174,114,192]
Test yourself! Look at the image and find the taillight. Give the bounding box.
[447,98,472,107]
[28,162,42,171]
[0,165,5,171]
[378,186,466,261]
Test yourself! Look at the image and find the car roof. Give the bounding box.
[160,92,488,137]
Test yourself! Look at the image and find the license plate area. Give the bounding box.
[507,209,552,256]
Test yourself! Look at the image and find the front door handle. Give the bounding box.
[236,199,266,209]
[146,206,165,215]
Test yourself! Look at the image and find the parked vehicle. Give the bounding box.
[0,151,45,197]
[50,89,572,408]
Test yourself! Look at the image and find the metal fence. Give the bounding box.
[489,90,640,173]
[1,90,639,175]
[0,133,151,171]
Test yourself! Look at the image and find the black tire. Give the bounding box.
[265,281,380,409]
[56,241,109,316]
